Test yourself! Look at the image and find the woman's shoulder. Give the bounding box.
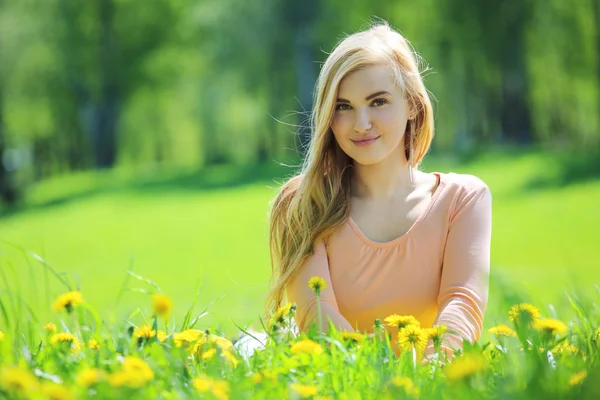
[439,172,490,195]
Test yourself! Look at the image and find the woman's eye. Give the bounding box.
[372,98,388,107]
[335,103,351,111]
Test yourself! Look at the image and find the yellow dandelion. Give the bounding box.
[340,332,366,343]
[0,366,39,396]
[193,375,229,400]
[109,356,154,388]
[390,376,420,397]
[88,339,100,350]
[0,331,4,341]
[201,348,217,361]
[157,331,169,343]
[76,368,106,388]
[595,327,600,341]
[191,334,235,358]
[173,329,205,347]
[534,318,568,336]
[262,370,278,380]
[270,303,294,326]
[251,373,262,384]
[291,383,318,398]
[424,325,448,347]
[44,323,57,333]
[291,339,324,356]
[211,380,230,400]
[193,375,212,392]
[308,276,327,295]
[397,325,428,352]
[508,303,540,325]
[50,333,81,354]
[133,325,156,339]
[488,324,517,337]
[222,350,239,368]
[568,370,587,386]
[384,314,420,329]
[41,382,74,400]
[552,342,580,356]
[51,291,84,313]
[444,354,485,382]
[152,293,172,318]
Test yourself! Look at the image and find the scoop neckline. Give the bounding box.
[347,172,446,248]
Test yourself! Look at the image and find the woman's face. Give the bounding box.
[330,64,411,166]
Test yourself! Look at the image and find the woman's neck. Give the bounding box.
[351,154,414,200]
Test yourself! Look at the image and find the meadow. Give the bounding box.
[0,149,599,399]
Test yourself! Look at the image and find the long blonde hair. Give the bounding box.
[266,22,435,319]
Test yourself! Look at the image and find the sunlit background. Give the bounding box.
[0,1,599,336]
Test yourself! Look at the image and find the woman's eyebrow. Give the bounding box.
[336,90,392,103]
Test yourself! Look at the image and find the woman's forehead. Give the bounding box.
[336,64,401,99]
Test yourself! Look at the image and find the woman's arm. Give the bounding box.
[427,180,492,356]
[286,240,354,333]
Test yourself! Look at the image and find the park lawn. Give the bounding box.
[0,151,598,336]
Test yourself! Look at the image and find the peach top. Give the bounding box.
[286,172,492,351]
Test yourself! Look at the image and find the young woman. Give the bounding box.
[266,23,492,356]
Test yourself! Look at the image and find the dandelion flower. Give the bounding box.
[157,331,169,343]
[51,291,84,313]
[210,380,230,400]
[193,375,229,400]
[270,303,295,326]
[222,350,239,368]
[76,368,106,388]
[152,293,172,318]
[595,327,600,341]
[0,331,4,341]
[201,348,217,361]
[291,339,324,356]
[133,325,156,340]
[384,314,420,329]
[534,318,568,336]
[444,354,485,382]
[340,332,366,344]
[424,325,448,347]
[50,333,81,354]
[173,329,205,347]
[109,356,154,388]
[0,366,39,396]
[308,276,327,295]
[488,324,517,337]
[390,376,420,397]
[251,373,262,384]
[191,334,235,357]
[41,382,74,400]
[552,342,580,356]
[508,303,540,325]
[193,375,212,392]
[88,339,100,350]
[44,323,57,333]
[568,370,587,386]
[291,383,318,398]
[397,325,428,352]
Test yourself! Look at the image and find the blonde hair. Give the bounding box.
[265,22,435,319]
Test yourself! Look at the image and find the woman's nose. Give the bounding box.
[353,109,372,133]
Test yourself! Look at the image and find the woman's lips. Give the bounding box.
[352,136,380,147]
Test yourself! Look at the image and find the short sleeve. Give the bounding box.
[286,240,354,333]
[430,181,492,354]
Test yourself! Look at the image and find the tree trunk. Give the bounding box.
[293,24,316,154]
[0,86,18,207]
[499,6,532,144]
[593,0,600,139]
[92,0,120,168]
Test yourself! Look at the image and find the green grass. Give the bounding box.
[0,150,599,336]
